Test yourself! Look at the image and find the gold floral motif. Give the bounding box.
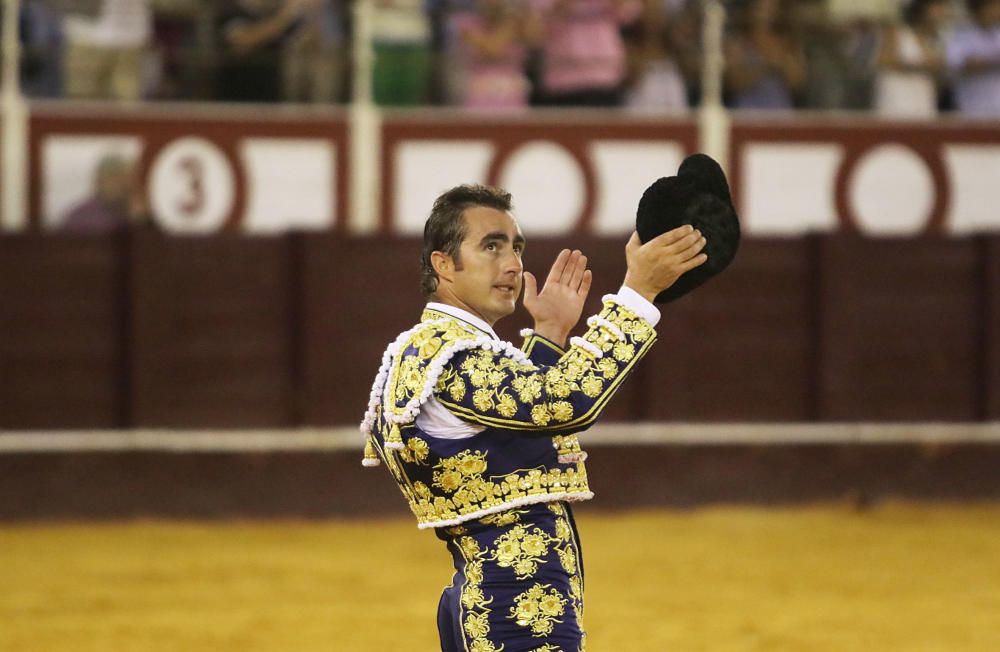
[551,401,574,423]
[470,369,489,388]
[459,536,482,559]
[554,518,572,542]
[398,437,429,464]
[528,645,562,652]
[449,377,467,402]
[465,612,490,639]
[580,375,603,398]
[612,342,635,362]
[411,463,590,528]
[480,510,522,527]
[433,451,491,498]
[557,546,577,575]
[473,388,494,411]
[489,525,558,580]
[418,336,443,358]
[456,539,501,651]
[413,481,433,500]
[512,375,544,403]
[597,358,618,379]
[531,405,552,426]
[466,559,484,585]
[462,584,486,609]
[494,393,517,418]
[510,583,567,637]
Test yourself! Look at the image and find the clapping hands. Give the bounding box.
[523,249,592,347]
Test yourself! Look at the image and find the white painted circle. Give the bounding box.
[849,144,935,236]
[497,141,585,235]
[148,137,236,233]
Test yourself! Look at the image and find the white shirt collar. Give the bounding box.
[425,302,500,340]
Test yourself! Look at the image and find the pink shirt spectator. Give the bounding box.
[454,12,530,110]
[532,0,641,95]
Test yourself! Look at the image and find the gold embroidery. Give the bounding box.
[551,401,574,423]
[480,510,523,527]
[457,537,503,652]
[375,298,659,527]
[398,437,429,464]
[612,342,635,362]
[510,583,568,637]
[411,460,590,528]
[489,525,558,579]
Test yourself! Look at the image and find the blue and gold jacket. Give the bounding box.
[361,295,657,529]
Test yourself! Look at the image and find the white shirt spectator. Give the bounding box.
[64,0,151,49]
[946,21,1000,117]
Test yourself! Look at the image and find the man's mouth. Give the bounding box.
[493,284,517,296]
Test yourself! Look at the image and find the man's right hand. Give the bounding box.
[623,226,707,303]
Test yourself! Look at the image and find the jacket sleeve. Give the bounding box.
[434,297,657,433]
[519,330,567,367]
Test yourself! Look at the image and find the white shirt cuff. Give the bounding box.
[611,285,661,327]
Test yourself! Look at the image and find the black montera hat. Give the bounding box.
[635,153,741,303]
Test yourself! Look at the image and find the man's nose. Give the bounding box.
[502,250,523,275]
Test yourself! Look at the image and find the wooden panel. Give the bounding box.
[644,239,815,420]
[0,236,121,428]
[301,236,426,424]
[986,237,1000,419]
[818,236,981,420]
[129,233,293,427]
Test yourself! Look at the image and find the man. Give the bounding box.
[59,154,148,233]
[947,0,1000,117]
[361,184,706,651]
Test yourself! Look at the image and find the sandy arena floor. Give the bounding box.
[2,503,999,651]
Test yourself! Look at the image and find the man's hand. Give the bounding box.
[523,249,592,347]
[624,226,707,303]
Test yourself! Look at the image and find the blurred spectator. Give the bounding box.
[59,154,149,233]
[874,0,951,117]
[214,0,314,103]
[791,0,864,110]
[947,0,1000,117]
[453,0,534,110]
[724,0,806,109]
[62,0,152,100]
[372,0,432,106]
[19,0,64,98]
[530,0,642,107]
[624,0,690,112]
[283,0,349,103]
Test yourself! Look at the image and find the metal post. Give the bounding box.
[2,0,29,231]
[698,0,730,168]
[349,0,381,234]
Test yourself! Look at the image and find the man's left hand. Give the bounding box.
[523,249,592,347]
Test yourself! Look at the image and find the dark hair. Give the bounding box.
[905,0,945,24]
[420,184,513,297]
[967,0,998,16]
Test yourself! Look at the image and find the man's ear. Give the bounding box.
[430,251,455,285]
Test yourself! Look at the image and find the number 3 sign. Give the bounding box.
[148,137,237,233]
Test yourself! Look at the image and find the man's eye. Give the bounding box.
[486,243,497,251]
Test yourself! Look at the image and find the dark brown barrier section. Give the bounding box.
[644,239,818,421]
[1,234,998,427]
[128,233,296,427]
[987,238,1000,419]
[3,445,999,520]
[0,236,124,428]
[817,237,982,420]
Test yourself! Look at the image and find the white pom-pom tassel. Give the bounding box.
[570,336,603,358]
